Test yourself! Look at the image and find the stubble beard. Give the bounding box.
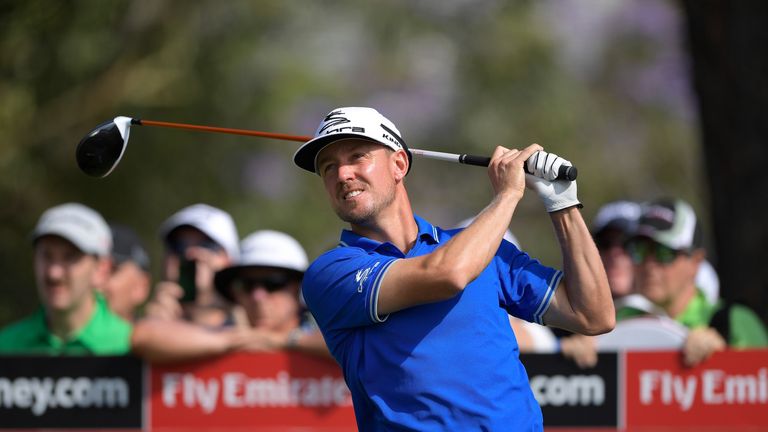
[334,182,397,226]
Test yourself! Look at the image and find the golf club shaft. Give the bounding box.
[133,118,310,143]
[132,118,576,180]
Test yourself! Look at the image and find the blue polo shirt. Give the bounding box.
[303,215,562,431]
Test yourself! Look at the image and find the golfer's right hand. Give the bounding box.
[488,144,543,200]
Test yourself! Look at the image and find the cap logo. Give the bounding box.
[380,124,405,150]
[319,110,349,133]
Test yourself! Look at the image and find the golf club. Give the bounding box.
[75,116,578,180]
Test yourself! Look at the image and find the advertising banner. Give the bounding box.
[149,352,355,431]
[522,353,619,427]
[0,356,143,429]
[625,350,768,428]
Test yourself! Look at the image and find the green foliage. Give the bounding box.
[0,0,702,324]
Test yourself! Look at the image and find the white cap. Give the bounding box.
[214,230,309,300]
[235,230,308,272]
[591,200,642,237]
[32,203,112,257]
[293,107,411,174]
[159,204,240,260]
[696,259,720,305]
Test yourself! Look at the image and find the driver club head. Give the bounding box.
[76,116,132,178]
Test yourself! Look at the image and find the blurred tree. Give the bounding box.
[0,0,708,325]
[681,0,768,324]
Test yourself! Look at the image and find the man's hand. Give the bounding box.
[487,144,543,201]
[144,282,184,321]
[232,328,291,352]
[525,151,581,212]
[683,326,726,367]
[560,334,598,369]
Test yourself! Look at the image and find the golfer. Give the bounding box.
[293,107,614,430]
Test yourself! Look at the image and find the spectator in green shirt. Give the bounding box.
[0,203,132,355]
[624,198,768,366]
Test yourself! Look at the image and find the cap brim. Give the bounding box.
[293,133,380,174]
[32,228,102,256]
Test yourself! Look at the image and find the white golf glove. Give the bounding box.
[525,151,582,213]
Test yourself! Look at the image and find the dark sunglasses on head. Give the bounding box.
[625,239,686,265]
[232,273,294,294]
[167,238,223,256]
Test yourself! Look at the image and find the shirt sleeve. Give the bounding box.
[494,240,563,325]
[302,247,398,331]
[729,304,768,348]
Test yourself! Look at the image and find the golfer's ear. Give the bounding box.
[392,150,409,181]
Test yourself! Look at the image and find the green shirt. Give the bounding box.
[617,289,768,348]
[0,293,133,355]
[677,290,768,348]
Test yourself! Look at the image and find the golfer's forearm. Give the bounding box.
[550,208,614,334]
[425,192,520,288]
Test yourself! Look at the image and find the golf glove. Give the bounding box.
[525,151,582,213]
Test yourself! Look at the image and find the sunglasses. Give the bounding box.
[167,238,223,256]
[232,273,295,294]
[625,239,686,265]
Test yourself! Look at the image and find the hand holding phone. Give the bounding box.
[178,259,197,303]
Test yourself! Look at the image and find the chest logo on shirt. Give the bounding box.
[355,262,380,293]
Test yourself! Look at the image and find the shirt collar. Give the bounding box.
[676,288,716,328]
[338,214,440,251]
[37,293,108,352]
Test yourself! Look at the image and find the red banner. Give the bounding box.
[149,352,356,431]
[625,350,768,428]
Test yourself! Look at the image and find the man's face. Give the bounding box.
[595,229,634,298]
[629,238,701,309]
[229,267,300,331]
[34,235,106,314]
[316,140,400,225]
[103,261,150,321]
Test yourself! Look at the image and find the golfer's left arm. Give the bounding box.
[542,207,615,335]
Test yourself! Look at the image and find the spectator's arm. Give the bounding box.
[130,319,237,364]
[285,328,333,359]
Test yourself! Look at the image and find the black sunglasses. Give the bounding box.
[625,239,687,265]
[232,273,294,294]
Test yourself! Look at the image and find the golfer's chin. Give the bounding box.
[334,203,376,226]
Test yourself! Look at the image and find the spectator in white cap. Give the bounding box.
[144,203,239,328]
[103,223,152,322]
[132,230,330,363]
[0,203,133,355]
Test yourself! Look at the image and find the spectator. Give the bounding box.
[561,200,730,368]
[0,203,132,355]
[103,223,151,321]
[132,230,330,362]
[625,198,768,366]
[144,203,239,328]
[290,106,613,430]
